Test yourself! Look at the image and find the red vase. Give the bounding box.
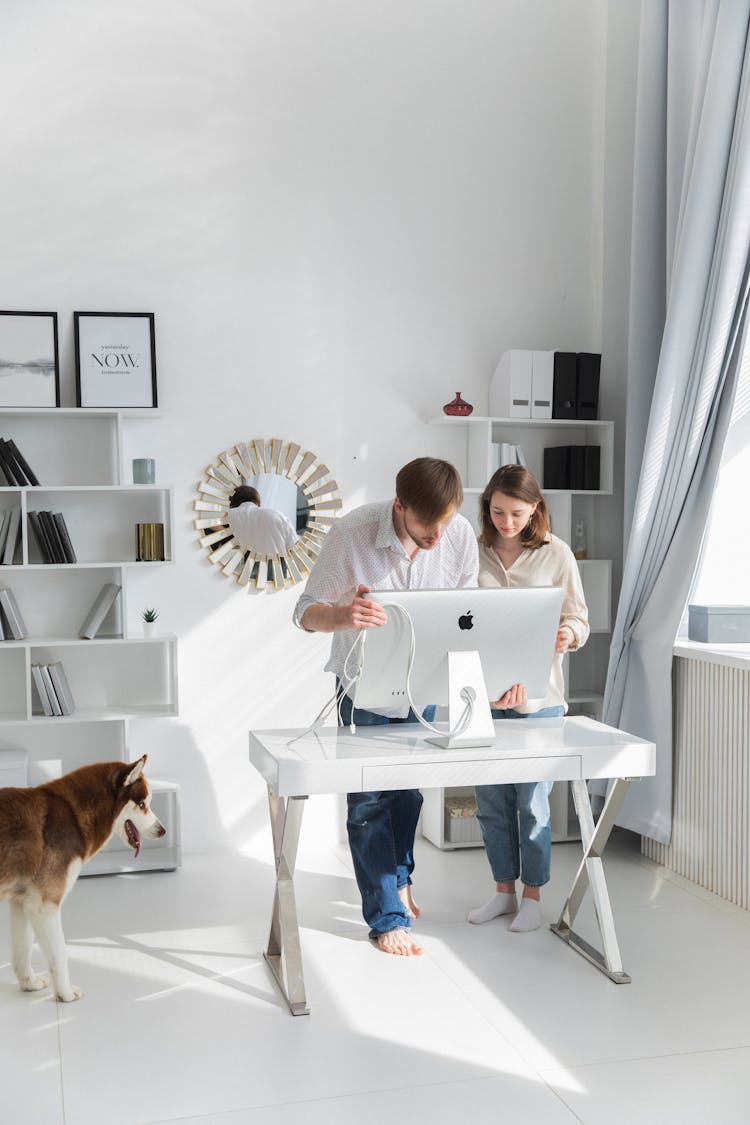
[443,391,473,417]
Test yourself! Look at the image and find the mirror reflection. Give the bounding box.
[227,476,308,554]
[194,437,342,590]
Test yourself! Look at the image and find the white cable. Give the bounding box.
[287,629,365,745]
[374,602,475,739]
[289,601,477,746]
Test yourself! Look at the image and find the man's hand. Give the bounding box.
[299,584,388,632]
[490,682,527,710]
[348,584,388,630]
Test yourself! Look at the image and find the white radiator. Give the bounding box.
[643,654,750,908]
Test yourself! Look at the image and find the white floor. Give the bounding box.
[3,823,750,1125]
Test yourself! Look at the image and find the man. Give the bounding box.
[227,485,298,556]
[293,457,479,957]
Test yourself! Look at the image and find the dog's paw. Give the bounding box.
[20,973,51,992]
[56,985,84,1003]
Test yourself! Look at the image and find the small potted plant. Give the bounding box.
[141,607,159,638]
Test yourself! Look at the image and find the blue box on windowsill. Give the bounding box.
[688,605,750,644]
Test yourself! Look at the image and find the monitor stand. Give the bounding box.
[425,651,497,749]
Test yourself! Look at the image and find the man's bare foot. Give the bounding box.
[398,884,420,920]
[375,928,423,956]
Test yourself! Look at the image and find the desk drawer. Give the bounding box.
[362,755,579,791]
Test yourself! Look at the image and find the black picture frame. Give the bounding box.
[0,311,60,408]
[74,311,157,408]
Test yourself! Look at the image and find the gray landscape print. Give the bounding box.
[0,313,57,405]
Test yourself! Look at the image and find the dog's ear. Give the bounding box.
[123,755,148,787]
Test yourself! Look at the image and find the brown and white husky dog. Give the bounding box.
[0,755,164,1001]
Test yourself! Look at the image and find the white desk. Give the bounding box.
[249,716,655,1015]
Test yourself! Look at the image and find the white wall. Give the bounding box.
[1,0,635,850]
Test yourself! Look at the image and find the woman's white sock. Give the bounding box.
[510,897,542,932]
[467,891,518,925]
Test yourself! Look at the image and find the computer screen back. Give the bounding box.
[350,586,564,711]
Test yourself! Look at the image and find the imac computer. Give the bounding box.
[347,586,564,748]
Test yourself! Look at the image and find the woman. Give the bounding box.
[468,464,589,932]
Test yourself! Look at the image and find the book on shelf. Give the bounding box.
[0,605,4,641]
[28,510,54,563]
[79,582,122,639]
[27,510,76,564]
[30,664,55,716]
[0,437,39,486]
[39,511,66,563]
[47,661,76,716]
[5,439,40,486]
[491,442,528,471]
[1,508,21,566]
[38,665,63,716]
[0,585,28,638]
[52,513,77,563]
[0,439,20,485]
[0,511,9,558]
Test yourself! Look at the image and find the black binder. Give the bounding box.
[543,446,571,490]
[569,446,585,490]
[552,353,577,419]
[576,353,601,419]
[583,446,601,490]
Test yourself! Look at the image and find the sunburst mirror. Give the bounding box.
[194,438,342,589]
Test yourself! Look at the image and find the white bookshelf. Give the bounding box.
[0,407,179,874]
[423,414,615,847]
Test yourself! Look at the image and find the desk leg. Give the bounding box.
[264,790,310,1015]
[550,778,632,984]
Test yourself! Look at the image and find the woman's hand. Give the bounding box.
[555,625,575,653]
[491,682,527,710]
[348,584,388,630]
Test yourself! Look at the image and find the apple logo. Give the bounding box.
[458,611,474,631]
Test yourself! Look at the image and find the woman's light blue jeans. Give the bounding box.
[338,686,435,937]
[475,705,564,888]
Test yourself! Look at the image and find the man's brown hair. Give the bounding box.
[230,485,261,508]
[395,458,463,523]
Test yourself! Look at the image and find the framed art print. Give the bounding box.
[0,311,60,407]
[75,311,157,408]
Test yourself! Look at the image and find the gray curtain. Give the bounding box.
[602,0,750,843]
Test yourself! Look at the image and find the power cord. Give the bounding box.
[288,601,477,746]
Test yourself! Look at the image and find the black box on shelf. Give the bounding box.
[583,445,600,490]
[576,353,601,419]
[552,352,577,419]
[543,446,571,490]
[543,445,600,490]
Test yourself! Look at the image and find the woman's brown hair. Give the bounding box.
[478,464,551,550]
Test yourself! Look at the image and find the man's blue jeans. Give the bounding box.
[338,688,435,938]
[475,705,564,888]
